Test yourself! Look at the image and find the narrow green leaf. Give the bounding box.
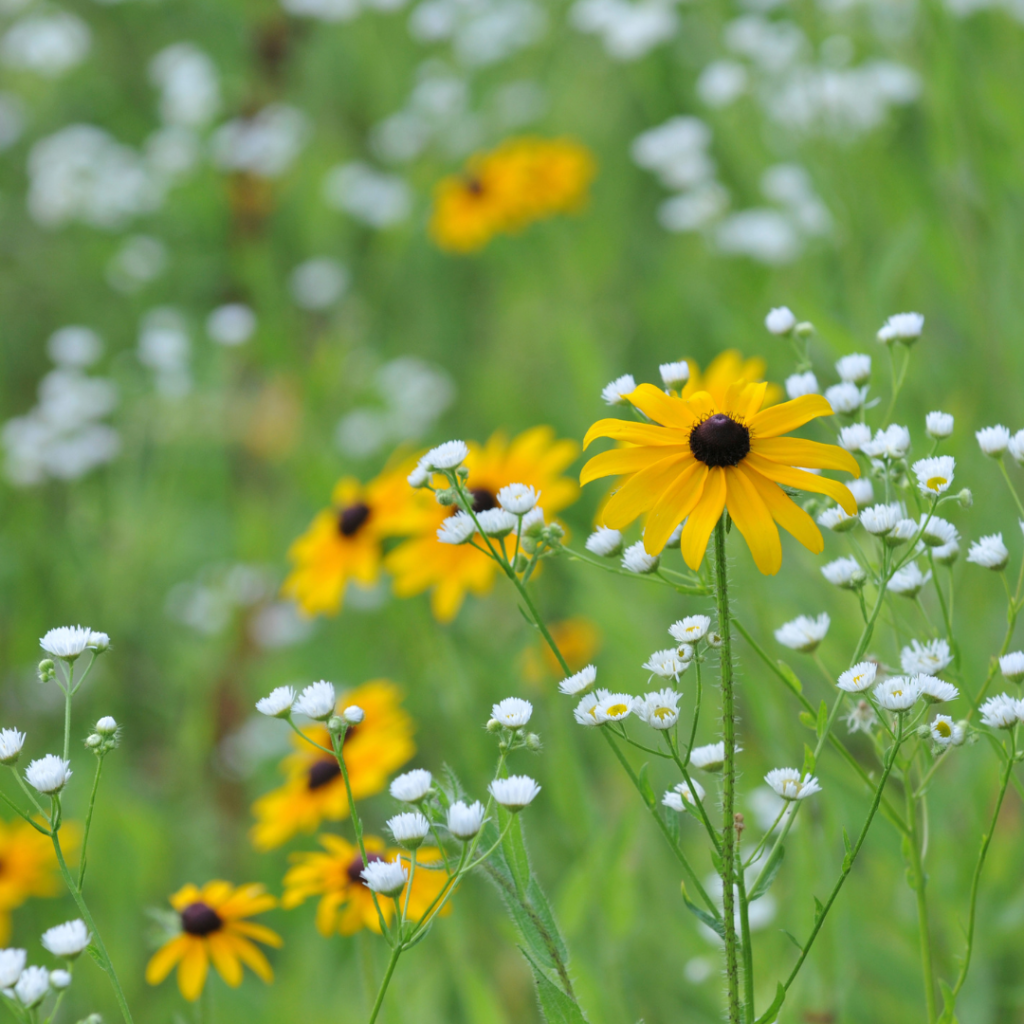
[843,827,853,856]
[519,946,589,1023]
[749,846,784,902]
[681,883,725,938]
[527,875,569,967]
[813,896,825,921]
[776,660,803,696]
[937,980,957,1024]
[798,711,816,730]
[754,983,786,1024]
[816,699,828,739]
[501,807,532,896]
[483,857,559,973]
[637,762,657,809]
[802,744,816,776]
[780,929,803,952]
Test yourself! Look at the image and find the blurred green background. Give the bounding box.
[1,0,1024,1019]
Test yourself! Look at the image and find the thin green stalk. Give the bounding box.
[737,866,755,1024]
[905,762,938,1023]
[401,848,418,929]
[366,945,402,1024]
[684,656,703,764]
[997,458,1024,519]
[62,662,74,764]
[665,733,721,854]
[78,755,105,889]
[0,784,50,836]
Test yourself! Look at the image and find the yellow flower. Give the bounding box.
[145,881,281,1002]
[581,381,859,575]
[385,427,580,622]
[282,834,451,936]
[282,459,433,616]
[251,681,415,851]
[679,350,783,408]
[0,818,69,944]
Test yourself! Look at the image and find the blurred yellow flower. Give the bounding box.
[283,458,433,616]
[521,617,601,684]
[251,681,415,851]
[386,427,579,622]
[680,350,783,409]
[145,881,281,1002]
[582,381,858,574]
[430,137,595,253]
[282,834,451,936]
[0,818,68,944]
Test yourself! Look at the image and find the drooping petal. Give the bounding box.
[170,884,203,912]
[750,437,859,475]
[642,462,708,554]
[231,921,284,948]
[725,466,782,575]
[744,452,857,514]
[625,384,700,429]
[146,936,189,986]
[680,467,727,570]
[748,394,834,439]
[580,444,690,485]
[228,934,275,984]
[745,468,824,554]
[177,939,210,1002]
[583,419,687,449]
[207,932,244,988]
[601,453,695,529]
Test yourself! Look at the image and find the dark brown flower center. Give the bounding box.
[470,488,496,513]
[181,902,223,936]
[347,853,385,885]
[307,759,342,790]
[689,414,750,468]
[464,176,485,197]
[339,502,372,537]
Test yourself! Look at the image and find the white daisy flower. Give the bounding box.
[669,615,712,644]
[874,676,923,712]
[847,477,874,508]
[389,769,432,803]
[929,715,959,746]
[825,382,865,415]
[476,508,518,537]
[925,411,954,440]
[407,460,431,488]
[41,920,90,958]
[559,665,597,696]
[437,511,477,545]
[361,857,407,896]
[976,425,1010,457]
[49,970,71,990]
[424,440,469,471]
[979,693,1023,730]
[860,503,902,536]
[838,423,872,453]
[488,775,541,810]
[573,691,606,727]
[844,699,877,735]
[887,562,931,597]
[967,533,1009,570]
[0,729,26,766]
[765,768,822,801]
[632,689,681,730]
[293,680,336,721]
[877,312,924,344]
[39,626,92,660]
[689,742,741,772]
[497,483,539,515]
[913,456,955,496]
[593,693,635,724]
[774,613,830,653]
[601,374,636,405]
[0,949,26,988]
[837,662,877,693]
[343,705,364,725]
[765,306,796,335]
[447,800,485,840]
[13,965,50,1008]
[1008,429,1024,466]
[585,526,623,557]
[255,686,295,718]
[933,539,960,564]
[387,812,431,847]
[884,519,918,548]
[999,651,1024,683]
[659,361,690,387]
[662,779,706,811]
[785,371,819,399]
[25,754,72,794]
[821,556,865,589]
[920,515,958,548]
[862,424,911,459]
[917,675,958,703]
[643,648,690,680]
[836,353,871,384]
[86,631,110,652]
[901,639,953,675]
[817,505,857,532]
[622,540,659,574]
[521,506,545,534]
[491,697,533,729]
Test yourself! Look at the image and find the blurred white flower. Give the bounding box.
[976,425,1010,457]
[289,258,348,310]
[967,533,1009,570]
[212,104,310,178]
[925,411,954,439]
[1,11,90,78]
[149,43,221,127]
[206,303,257,346]
[785,371,819,399]
[774,613,829,652]
[322,162,411,227]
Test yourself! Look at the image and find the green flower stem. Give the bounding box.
[366,945,402,1024]
[0,783,50,836]
[736,866,755,1023]
[664,733,721,855]
[77,754,106,890]
[997,458,1024,520]
[905,763,938,1023]
[712,517,742,1024]
[685,656,703,763]
[401,848,418,930]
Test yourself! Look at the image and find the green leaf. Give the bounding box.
[780,928,803,952]
[681,883,725,938]
[842,828,854,872]
[637,762,657,809]
[527,875,569,968]
[754,983,786,1024]
[816,700,828,739]
[937,980,959,1024]
[798,711,816,730]
[843,827,853,856]
[749,846,784,902]
[709,847,723,875]
[776,660,803,696]
[501,807,532,896]
[813,896,825,921]
[519,946,589,1023]
[802,743,816,776]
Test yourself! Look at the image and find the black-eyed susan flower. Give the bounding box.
[282,459,433,617]
[281,835,450,936]
[145,882,281,1002]
[581,380,859,575]
[386,427,579,622]
[250,680,414,851]
[679,350,783,408]
[0,818,68,945]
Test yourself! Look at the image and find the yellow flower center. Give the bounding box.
[935,720,952,738]
[605,703,629,717]
[653,707,674,720]
[853,673,865,686]
[926,476,947,492]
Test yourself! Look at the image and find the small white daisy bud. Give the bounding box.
[521,506,546,535]
[662,779,706,811]
[437,511,477,545]
[49,969,72,990]
[877,312,924,345]
[491,697,533,729]
[389,769,432,803]
[659,360,690,387]
[0,949,26,988]
[361,857,407,897]
[926,411,954,439]
[901,638,953,675]
[86,631,110,653]
[913,456,955,497]
[488,775,541,811]
[38,659,56,682]
[669,615,711,644]
[41,920,90,959]
[585,526,623,557]
[343,705,365,725]
[706,632,723,648]
[476,508,518,538]
[836,353,871,384]
[622,540,659,574]
[847,477,874,508]
[25,755,72,794]
[957,489,973,508]
[999,651,1024,683]
[633,689,681,730]
[689,742,741,772]
[887,562,931,597]
[485,718,501,733]
[918,675,958,703]
[1008,430,1024,466]
[497,483,539,515]
[95,716,117,736]
[785,372,819,399]
[764,306,796,335]
[293,680,336,721]
[825,382,865,415]
[594,693,635,724]
[967,533,1009,571]
[447,800,485,840]
[424,440,469,471]
[327,716,345,733]
[256,686,296,718]
[980,693,1023,729]
[14,965,50,1007]
[821,556,866,589]
[929,715,957,746]
[387,812,431,849]
[976,425,1010,457]
[435,488,458,506]
[837,662,877,693]
[794,321,814,338]
[874,676,923,712]
[765,768,822,801]
[407,461,431,488]
[817,505,857,532]
[860,503,902,536]
[601,374,636,406]
[0,729,26,766]
[643,649,690,680]
[837,423,872,453]
[85,734,102,749]
[525,732,542,751]
[774,613,830,653]
[558,665,597,696]
[40,626,93,661]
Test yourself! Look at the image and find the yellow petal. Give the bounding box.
[177,939,209,1002]
[746,468,824,554]
[748,394,834,439]
[580,444,690,485]
[744,452,857,514]
[207,932,244,988]
[721,381,750,418]
[684,391,717,422]
[625,384,700,429]
[229,934,275,984]
[736,381,768,422]
[750,437,859,475]
[146,935,189,986]
[642,462,707,555]
[725,467,781,575]
[232,921,284,948]
[680,468,727,570]
[583,418,687,450]
[170,884,203,912]
[601,453,694,529]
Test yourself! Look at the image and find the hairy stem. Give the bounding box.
[366,945,402,1024]
[78,755,105,890]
